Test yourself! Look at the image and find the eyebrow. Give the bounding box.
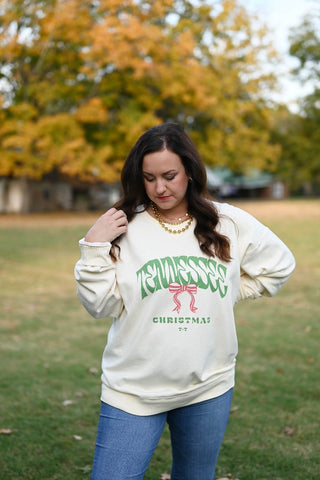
[142,169,177,176]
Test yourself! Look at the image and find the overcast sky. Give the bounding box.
[245,0,315,52]
[242,0,317,110]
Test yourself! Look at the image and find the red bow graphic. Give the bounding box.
[168,283,198,313]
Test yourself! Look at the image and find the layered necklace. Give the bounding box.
[152,203,193,234]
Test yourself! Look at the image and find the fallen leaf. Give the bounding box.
[0,428,18,434]
[73,435,83,441]
[62,400,74,406]
[284,426,296,436]
[160,474,171,480]
[75,465,91,473]
[230,406,239,413]
[89,367,99,375]
[237,318,246,325]
[217,474,240,480]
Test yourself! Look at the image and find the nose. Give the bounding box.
[155,179,166,194]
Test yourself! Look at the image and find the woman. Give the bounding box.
[74,123,295,480]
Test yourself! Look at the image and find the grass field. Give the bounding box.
[0,199,319,480]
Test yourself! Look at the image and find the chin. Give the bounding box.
[156,200,175,209]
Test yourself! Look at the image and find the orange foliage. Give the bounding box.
[0,0,281,181]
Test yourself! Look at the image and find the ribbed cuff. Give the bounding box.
[79,239,112,266]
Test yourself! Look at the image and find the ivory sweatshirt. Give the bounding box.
[74,202,295,415]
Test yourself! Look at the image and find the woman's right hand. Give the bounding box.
[84,208,128,243]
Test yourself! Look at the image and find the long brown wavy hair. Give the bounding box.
[111,123,231,262]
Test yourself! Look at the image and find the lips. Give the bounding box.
[157,196,170,200]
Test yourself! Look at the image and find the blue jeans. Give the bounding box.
[90,388,233,480]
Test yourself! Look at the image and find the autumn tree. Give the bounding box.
[289,9,320,116]
[0,0,281,183]
[272,8,320,194]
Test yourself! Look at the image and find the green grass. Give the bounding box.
[0,200,319,480]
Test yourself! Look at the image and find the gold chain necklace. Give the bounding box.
[152,203,193,234]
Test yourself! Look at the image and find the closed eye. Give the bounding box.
[143,172,177,182]
[143,175,154,182]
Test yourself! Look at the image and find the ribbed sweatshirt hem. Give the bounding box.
[100,368,235,416]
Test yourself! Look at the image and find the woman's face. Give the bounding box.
[142,149,189,214]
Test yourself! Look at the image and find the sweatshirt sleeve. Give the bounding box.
[74,239,124,319]
[227,206,296,302]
